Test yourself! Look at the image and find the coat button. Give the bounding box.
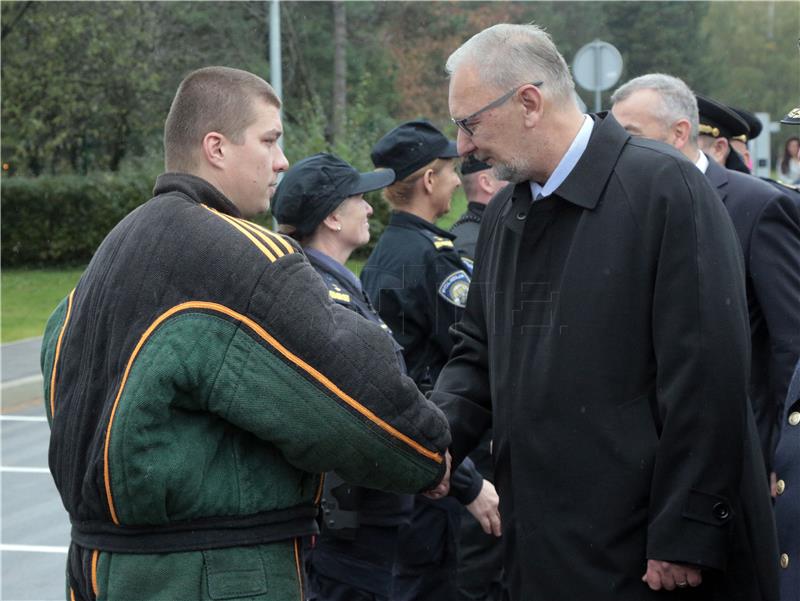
[776,479,786,495]
[780,553,789,569]
[789,411,800,426]
[712,502,730,520]
[516,211,527,220]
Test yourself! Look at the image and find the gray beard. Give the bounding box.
[493,159,528,184]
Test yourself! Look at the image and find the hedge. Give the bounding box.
[1,172,161,267]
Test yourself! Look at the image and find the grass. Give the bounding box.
[0,192,468,343]
[1,267,85,342]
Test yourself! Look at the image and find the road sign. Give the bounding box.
[573,40,623,112]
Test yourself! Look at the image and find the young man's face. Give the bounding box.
[224,100,289,217]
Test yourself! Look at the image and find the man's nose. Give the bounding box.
[275,145,289,172]
[456,129,476,156]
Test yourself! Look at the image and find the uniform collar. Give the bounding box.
[703,153,729,197]
[153,172,242,218]
[467,201,487,217]
[389,210,456,240]
[304,247,363,293]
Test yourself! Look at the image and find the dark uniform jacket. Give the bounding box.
[450,202,486,259]
[362,211,472,392]
[40,173,450,601]
[704,158,800,470]
[775,360,800,600]
[432,113,779,600]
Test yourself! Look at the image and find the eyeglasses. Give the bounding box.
[451,81,544,137]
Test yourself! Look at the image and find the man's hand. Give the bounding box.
[466,479,502,537]
[642,559,702,590]
[424,450,451,499]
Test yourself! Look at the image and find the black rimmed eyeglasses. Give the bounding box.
[451,81,544,137]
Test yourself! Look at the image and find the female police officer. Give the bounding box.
[271,152,407,601]
[362,121,500,601]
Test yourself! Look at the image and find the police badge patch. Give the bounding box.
[438,270,470,307]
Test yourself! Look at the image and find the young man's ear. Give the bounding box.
[201,132,225,169]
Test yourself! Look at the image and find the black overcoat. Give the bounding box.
[432,114,778,600]
[704,158,800,469]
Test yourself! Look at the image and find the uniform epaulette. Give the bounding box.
[329,289,351,303]
[432,236,454,250]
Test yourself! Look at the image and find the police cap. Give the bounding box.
[781,107,800,125]
[730,107,763,141]
[460,155,491,175]
[272,153,395,238]
[696,94,750,139]
[371,120,459,181]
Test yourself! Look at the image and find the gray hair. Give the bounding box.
[445,23,576,105]
[611,73,699,141]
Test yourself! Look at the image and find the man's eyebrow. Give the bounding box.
[263,129,282,138]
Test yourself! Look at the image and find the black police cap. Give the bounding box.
[730,106,762,141]
[781,107,800,125]
[271,153,395,239]
[460,155,491,175]
[371,120,459,181]
[696,94,749,139]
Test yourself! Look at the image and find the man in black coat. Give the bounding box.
[612,76,800,475]
[438,24,779,600]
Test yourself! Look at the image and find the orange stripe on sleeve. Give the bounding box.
[91,549,99,596]
[50,290,75,417]
[103,301,441,524]
[201,205,277,262]
[313,473,326,505]
[234,218,286,258]
[248,220,295,255]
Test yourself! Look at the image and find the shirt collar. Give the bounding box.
[304,247,363,292]
[530,115,594,201]
[694,150,709,174]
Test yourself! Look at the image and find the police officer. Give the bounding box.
[774,104,800,601]
[363,121,501,601]
[271,152,407,601]
[450,155,508,259]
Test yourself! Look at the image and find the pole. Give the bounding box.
[269,0,283,122]
[593,41,601,113]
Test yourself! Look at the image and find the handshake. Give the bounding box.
[424,451,502,538]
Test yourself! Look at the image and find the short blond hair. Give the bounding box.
[164,66,281,172]
[383,158,449,209]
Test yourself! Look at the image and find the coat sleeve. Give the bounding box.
[430,198,507,467]
[748,193,800,462]
[645,159,754,570]
[214,252,451,494]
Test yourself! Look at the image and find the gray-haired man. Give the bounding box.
[434,24,778,600]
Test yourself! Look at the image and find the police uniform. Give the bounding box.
[271,153,417,601]
[698,96,800,472]
[364,121,483,601]
[774,104,800,601]
[306,249,415,601]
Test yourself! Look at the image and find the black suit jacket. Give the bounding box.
[705,157,800,470]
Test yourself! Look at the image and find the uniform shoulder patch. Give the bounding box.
[460,256,474,275]
[432,236,454,250]
[438,269,470,308]
[328,289,351,303]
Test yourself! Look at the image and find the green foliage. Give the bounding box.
[1,171,156,266]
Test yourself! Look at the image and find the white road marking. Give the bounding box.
[0,415,47,422]
[0,544,68,554]
[1,467,50,473]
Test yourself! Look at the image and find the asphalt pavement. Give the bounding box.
[2,336,68,601]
